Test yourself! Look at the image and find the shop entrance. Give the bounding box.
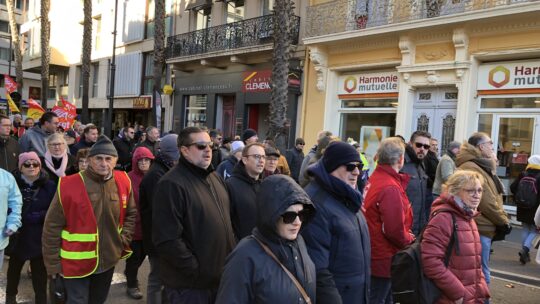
[216,95,236,139]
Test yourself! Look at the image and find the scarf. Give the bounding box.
[470,157,505,195]
[44,150,68,178]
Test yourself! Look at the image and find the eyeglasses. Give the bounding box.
[479,140,493,146]
[414,142,431,150]
[22,163,40,168]
[345,163,362,172]
[187,141,214,150]
[464,188,483,195]
[246,154,266,161]
[281,210,311,224]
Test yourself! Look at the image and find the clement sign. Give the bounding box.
[242,71,272,93]
[338,71,399,97]
[478,61,540,91]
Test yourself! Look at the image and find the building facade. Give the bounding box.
[302,0,540,211]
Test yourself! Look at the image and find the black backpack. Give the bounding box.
[391,210,459,304]
[515,172,540,209]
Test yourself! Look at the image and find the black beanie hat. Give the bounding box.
[322,141,360,173]
[89,135,118,157]
[242,129,257,142]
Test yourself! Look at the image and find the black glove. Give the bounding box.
[497,223,513,235]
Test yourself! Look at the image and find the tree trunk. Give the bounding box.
[269,0,295,151]
[6,0,23,90]
[40,0,51,104]
[81,0,92,123]
[152,0,166,130]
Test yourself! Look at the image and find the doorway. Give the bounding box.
[216,95,235,139]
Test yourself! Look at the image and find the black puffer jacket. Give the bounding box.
[402,145,429,235]
[216,175,317,304]
[0,136,19,172]
[510,168,540,224]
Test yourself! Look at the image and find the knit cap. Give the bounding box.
[19,152,41,169]
[528,155,540,165]
[159,134,180,162]
[322,141,361,173]
[89,135,118,157]
[242,129,257,143]
[231,140,245,154]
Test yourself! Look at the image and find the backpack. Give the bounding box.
[515,173,540,209]
[391,210,459,304]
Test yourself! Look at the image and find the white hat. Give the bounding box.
[528,155,540,165]
[231,141,245,153]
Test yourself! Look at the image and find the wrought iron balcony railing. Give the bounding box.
[306,0,539,38]
[166,14,300,59]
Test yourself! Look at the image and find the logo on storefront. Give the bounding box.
[343,76,357,93]
[133,96,152,109]
[242,71,272,93]
[338,72,399,97]
[488,66,510,88]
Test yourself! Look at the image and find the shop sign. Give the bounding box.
[133,96,152,109]
[242,70,272,93]
[338,71,399,96]
[478,61,540,90]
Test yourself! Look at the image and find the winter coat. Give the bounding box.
[211,146,223,169]
[42,167,137,275]
[113,137,135,171]
[18,126,50,157]
[139,156,172,255]
[40,154,76,185]
[216,175,316,304]
[220,147,230,160]
[12,170,56,260]
[216,154,238,180]
[456,143,508,238]
[302,161,371,304]
[0,168,22,250]
[402,145,430,235]
[136,139,158,156]
[286,147,305,182]
[0,136,19,172]
[152,157,236,290]
[128,147,154,241]
[425,150,439,189]
[433,151,457,195]
[298,145,317,186]
[70,138,94,156]
[226,161,262,239]
[421,195,490,303]
[510,168,540,224]
[363,164,415,278]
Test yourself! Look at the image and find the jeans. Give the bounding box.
[521,223,538,250]
[6,256,48,304]
[480,235,491,284]
[0,249,4,269]
[63,267,115,304]
[164,287,216,304]
[370,276,393,304]
[148,255,164,304]
[124,240,146,288]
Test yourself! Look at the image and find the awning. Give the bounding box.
[185,0,212,10]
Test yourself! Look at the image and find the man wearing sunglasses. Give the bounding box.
[302,141,371,304]
[402,130,431,236]
[152,127,236,304]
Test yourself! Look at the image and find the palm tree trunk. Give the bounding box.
[152,0,166,129]
[6,0,23,91]
[81,0,93,123]
[40,0,51,104]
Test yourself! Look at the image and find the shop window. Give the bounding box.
[342,99,397,108]
[92,63,99,97]
[185,95,207,127]
[143,52,154,95]
[480,97,540,109]
[477,114,493,135]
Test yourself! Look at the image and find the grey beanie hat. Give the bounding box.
[448,141,461,151]
[89,135,118,157]
[159,134,180,161]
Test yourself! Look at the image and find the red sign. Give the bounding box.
[242,71,272,93]
[4,75,17,94]
[51,98,77,130]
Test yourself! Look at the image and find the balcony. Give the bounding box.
[166,14,301,61]
[305,0,540,39]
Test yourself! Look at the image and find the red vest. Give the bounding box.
[58,171,132,278]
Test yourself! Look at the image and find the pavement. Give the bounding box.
[1,227,539,303]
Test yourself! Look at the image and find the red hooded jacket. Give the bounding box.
[128,146,154,241]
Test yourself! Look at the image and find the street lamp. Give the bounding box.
[105,0,119,138]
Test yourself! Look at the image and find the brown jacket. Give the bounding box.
[455,143,508,238]
[42,168,137,275]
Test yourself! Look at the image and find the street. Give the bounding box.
[0,226,539,303]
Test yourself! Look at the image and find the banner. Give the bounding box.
[478,60,540,91]
[338,71,399,97]
[6,93,20,113]
[51,98,77,130]
[27,98,46,120]
[4,75,17,94]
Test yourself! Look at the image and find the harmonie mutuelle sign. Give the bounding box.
[478,60,540,91]
[338,71,399,99]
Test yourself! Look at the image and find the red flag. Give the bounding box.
[4,75,17,94]
[52,98,77,130]
[27,98,46,120]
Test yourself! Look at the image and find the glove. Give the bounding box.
[497,223,513,235]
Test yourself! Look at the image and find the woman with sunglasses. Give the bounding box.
[5,152,56,304]
[216,175,316,303]
[41,133,75,185]
[421,170,490,303]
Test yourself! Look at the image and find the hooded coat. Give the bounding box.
[302,161,371,304]
[216,175,316,304]
[402,145,430,235]
[455,143,508,238]
[128,147,154,241]
[19,126,50,157]
[433,150,457,195]
[216,154,239,180]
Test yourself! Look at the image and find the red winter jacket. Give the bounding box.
[363,164,415,278]
[421,195,490,303]
[128,146,155,241]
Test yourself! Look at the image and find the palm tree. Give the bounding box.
[6,0,23,91]
[152,0,166,129]
[269,0,295,151]
[40,0,51,104]
[81,0,92,123]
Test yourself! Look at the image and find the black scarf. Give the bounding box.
[470,158,505,194]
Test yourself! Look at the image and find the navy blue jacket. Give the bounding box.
[216,154,238,180]
[216,175,316,304]
[302,161,371,304]
[402,145,429,235]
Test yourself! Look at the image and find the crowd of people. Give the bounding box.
[0,111,537,304]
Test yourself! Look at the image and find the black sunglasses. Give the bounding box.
[414,142,431,150]
[22,163,40,168]
[187,141,214,150]
[281,209,311,224]
[345,163,362,172]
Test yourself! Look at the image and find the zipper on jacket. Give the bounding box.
[207,179,234,247]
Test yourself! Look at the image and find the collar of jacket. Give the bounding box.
[14,169,49,188]
[377,164,411,189]
[178,156,214,177]
[231,160,261,184]
[405,144,422,164]
[84,166,114,183]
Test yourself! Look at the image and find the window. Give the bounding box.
[262,0,274,15]
[0,20,9,33]
[0,47,11,61]
[0,0,23,9]
[94,16,102,51]
[185,95,207,127]
[226,0,244,23]
[142,52,153,95]
[78,66,83,98]
[195,7,211,30]
[49,72,57,99]
[92,63,99,97]
[145,0,172,39]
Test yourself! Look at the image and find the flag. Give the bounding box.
[27,98,45,120]
[6,93,20,113]
[4,75,17,94]
[52,98,77,129]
